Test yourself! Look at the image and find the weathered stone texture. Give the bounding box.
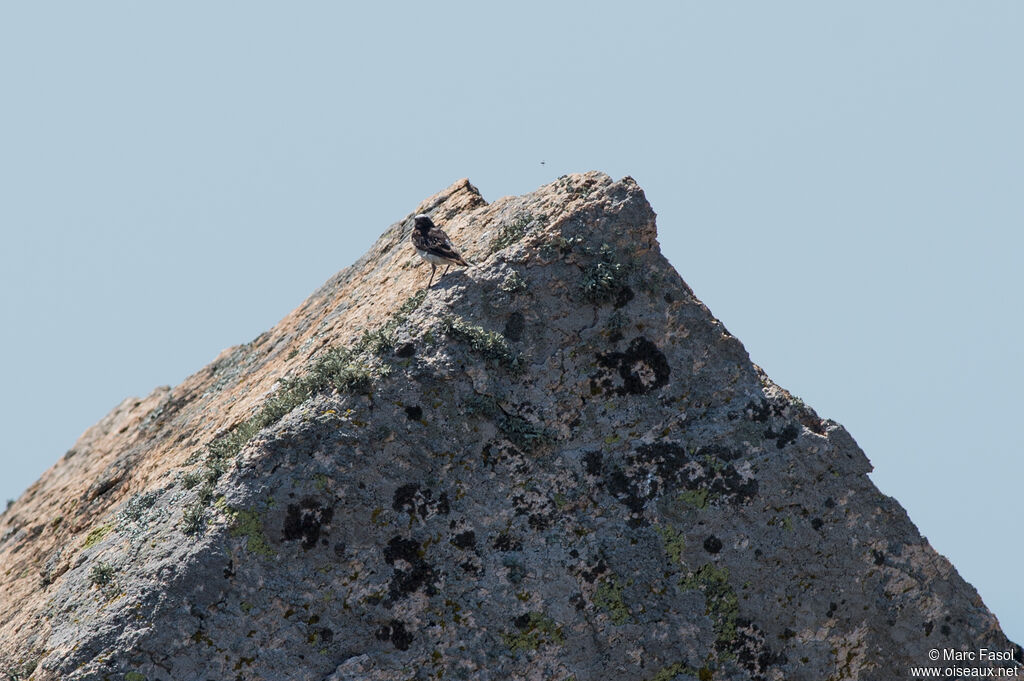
[1,173,1017,680]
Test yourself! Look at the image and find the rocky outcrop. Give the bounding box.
[1,173,1017,681]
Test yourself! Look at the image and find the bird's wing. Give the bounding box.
[426,229,470,265]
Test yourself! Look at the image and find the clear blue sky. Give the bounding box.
[2,2,1020,642]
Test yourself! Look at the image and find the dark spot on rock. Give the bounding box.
[604,442,757,520]
[664,292,674,304]
[779,628,795,640]
[703,535,722,554]
[387,560,437,604]
[319,627,333,643]
[824,497,835,508]
[614,285,635,309]
[744,400,774,423]
[333,542,346,558]
[826,602,837,617]
[375,619,413,651]
[872,550,885,566]
[392,483,449,519]
[392,484,420,513]
[223,560,235,579]
[583,450,603,476]
[729,619,787,681]
[404,405,423,421]
[941,624,951,636]
[605,467,647,519]
[764,423,799,449]
[513,613,532,629]
[282,497,334,550]
[493,533,522,552]
[594,336,670,396]
[528,513,549,531]
[451,530,476,550]
[394,341,416,358]
[384,536,420,564]
[580,558,608,584]
[460,561,478,573]
[924,621,933,636]
[811,517,823,531]
[503,312,525,342]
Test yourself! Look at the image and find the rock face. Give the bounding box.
[0,173,1018,681]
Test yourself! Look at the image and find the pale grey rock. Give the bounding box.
[1,173,1017,681]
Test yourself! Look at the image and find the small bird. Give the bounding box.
[411,214,471,287]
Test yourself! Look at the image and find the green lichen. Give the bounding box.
[223,504,275,558]
[502,612,565,651]
[82,523,113,549]
[176,293,427,536]
[125,672,147,681]
[648,663,711,681]
[89,561,116,587]
[680,564,740,655]
[440,315,519,370]
[580,244,630,303]
[655,524,686,565]
[464,394,552,451]
[677,488,710,509]
[500,270,528,295]
[593,577,630,625]
[490,212,545,254]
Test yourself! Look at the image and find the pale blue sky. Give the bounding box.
[2,2,1020,642]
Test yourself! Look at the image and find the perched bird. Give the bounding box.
[411,214,471,287]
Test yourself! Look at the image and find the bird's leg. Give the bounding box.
[428,264,436,288]
[441,265,451,279]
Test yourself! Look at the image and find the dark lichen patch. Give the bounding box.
[404,405,423,421]
[596,442,756,522]
[375,619,414,651]
[764,423,799,449]
[503,612,565,652]
[391,483,450,520]
[703,535,723,554]
[282,497,334,550]
[383,535,436,603]
[493,533,522,552]
[394,341,416,358]
[384,536,421,564]
[592,336,670,396]
[450,530,476,550]
[503,311,525,342]
[731,620,787,681]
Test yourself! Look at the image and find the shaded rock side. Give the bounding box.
[0,173,1017,681]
